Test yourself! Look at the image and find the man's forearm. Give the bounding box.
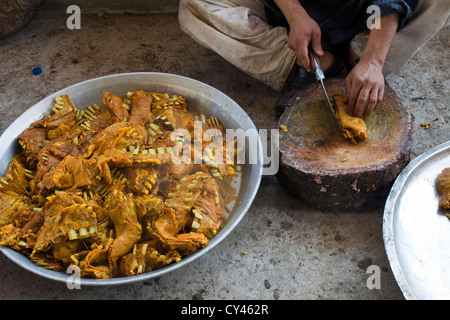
[360,13,400,67]
[273,0,307,26]
[345,12,401,118]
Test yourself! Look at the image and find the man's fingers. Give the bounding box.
[310,29,323,57]
[346,79,361,114]
[344,60,385,119]
[363,90,378,118]
[344,76,352,104]
[353,87,370,118]
[378,83,384,108]
[363,82,384,118]
[297,42,311,72]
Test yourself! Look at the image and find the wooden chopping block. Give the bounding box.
[277,79,415,211]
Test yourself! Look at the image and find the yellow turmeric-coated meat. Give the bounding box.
[332,94,368,144]
[0,90,236,278]
[436,168,450,212]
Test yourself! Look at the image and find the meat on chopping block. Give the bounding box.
[277,79,414,211]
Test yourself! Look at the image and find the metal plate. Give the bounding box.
[384,141,450,299]
[0,72,263,286]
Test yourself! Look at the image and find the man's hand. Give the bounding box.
[344,12,400,118]
[287,12,323,72]
[274,0,323,72]
[345,58,384,118]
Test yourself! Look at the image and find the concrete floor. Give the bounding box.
[0,5,448,300]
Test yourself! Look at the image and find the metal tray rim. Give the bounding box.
[383,140,450,300]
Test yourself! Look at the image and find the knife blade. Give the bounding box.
[309,49,342,132]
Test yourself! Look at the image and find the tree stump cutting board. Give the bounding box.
[277,79,415,211]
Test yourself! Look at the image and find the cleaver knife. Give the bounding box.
[309,49,342,132]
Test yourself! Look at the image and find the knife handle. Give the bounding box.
[309,49,325,82]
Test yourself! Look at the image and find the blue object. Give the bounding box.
[32,67,42,75]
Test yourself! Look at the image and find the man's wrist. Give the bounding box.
[361,12,400,69]
[274,0,308,26]
[359,54,384,68]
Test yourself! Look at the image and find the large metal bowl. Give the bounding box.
[383,141,450,299]
[0,72,263,286]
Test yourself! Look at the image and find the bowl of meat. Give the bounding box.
[0,72,263,285]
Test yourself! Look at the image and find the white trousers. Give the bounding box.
[179,0,450,91]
